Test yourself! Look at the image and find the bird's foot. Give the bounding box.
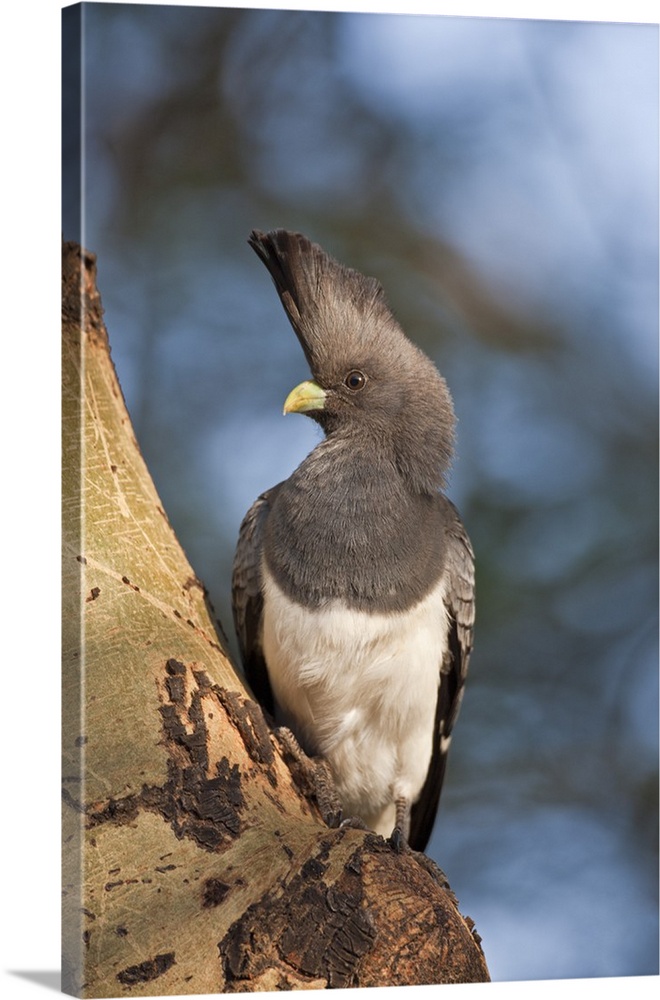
[386,826,452,892]
[339,815,371,833]
[411,851,453,892]
[388,825,409,854]
[274,726,343,829]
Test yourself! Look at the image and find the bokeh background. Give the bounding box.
[63,2,658,983]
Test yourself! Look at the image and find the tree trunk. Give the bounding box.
[61,240,490,997]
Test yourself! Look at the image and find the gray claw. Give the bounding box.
[389,825,408,853]
[339,815,371,832]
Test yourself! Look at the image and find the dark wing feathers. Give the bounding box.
[409,499,475,852]
[231,485,280,716]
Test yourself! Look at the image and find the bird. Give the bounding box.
[232,229,474,853]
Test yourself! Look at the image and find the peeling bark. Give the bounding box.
[62,241,490,997]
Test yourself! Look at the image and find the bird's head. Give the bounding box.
[249,229,456,494]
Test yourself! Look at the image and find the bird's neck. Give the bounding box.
[298,433,409,504]
[263,436,447,612]
[313,426,449,497]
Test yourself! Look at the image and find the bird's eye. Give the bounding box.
[345,370,367,391]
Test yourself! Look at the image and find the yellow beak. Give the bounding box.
[283,380,327,415]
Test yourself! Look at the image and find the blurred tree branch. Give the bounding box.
[62,241,489,996]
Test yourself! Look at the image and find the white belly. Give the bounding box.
[261,564,448,836]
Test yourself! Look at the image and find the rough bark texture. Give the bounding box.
[61,241,490,997]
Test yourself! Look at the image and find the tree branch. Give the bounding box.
[62,240,489,996]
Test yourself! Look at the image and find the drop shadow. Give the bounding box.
[9,971,61,993]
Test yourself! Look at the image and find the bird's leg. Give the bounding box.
[274,725,343,829]
[389,795,412,853]
[388,797,456,892]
